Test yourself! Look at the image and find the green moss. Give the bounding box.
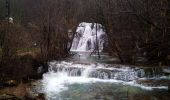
[16,47,40,53]
[0,47,40,60]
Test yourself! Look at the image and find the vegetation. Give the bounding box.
[0,1,170,99]
[0,0,169,82]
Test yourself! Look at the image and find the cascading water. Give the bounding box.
[32,22,170,100]
[71,22,106,52]
[48,61,146,81]
[41,61,169,95]
[37,61,170,100]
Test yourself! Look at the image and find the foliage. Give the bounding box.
[0,0,170,65]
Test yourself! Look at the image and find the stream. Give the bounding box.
[30,52,170,100]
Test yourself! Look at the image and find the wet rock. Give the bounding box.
[0,94,14,99]
[26,81,43,99]
[0,94,22,100]
[34,93,45,100]
[26,88,38,99]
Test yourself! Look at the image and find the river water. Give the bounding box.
[31,52,170,100]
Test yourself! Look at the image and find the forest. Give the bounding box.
[0,0,170,100]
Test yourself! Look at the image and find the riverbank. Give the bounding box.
[0,80,46,100]
[0,48,47,91]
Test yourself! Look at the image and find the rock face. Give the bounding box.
[71,22,107,52]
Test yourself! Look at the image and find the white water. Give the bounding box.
[71,22,106,52]
[41,61,169,95]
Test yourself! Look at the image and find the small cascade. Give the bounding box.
[71,22,107,52]
[39,61,170,99]
[48,61,146,82]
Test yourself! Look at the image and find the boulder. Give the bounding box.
[34,93,45,100]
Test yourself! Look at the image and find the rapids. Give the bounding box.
[32,54,170,100]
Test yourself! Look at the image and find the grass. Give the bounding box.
[16,47,40,54]
[0,47,40,57]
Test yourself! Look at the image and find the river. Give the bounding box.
[30,52,170,100]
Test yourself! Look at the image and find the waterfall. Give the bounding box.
[46,61,170,82]
[40,61,170,99]
[71,22,106,52]
[48,61,145,82]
